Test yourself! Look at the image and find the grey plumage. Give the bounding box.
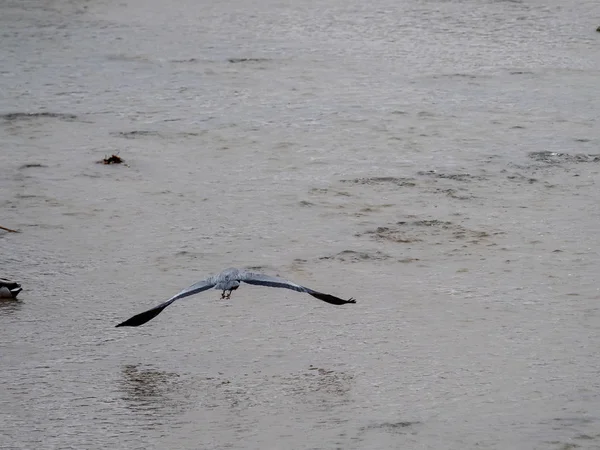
[116,267,356,327]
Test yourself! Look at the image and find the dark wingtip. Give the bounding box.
[309,292,357,306]
[115,305,168,328]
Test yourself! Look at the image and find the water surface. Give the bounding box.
[1,0,600,448]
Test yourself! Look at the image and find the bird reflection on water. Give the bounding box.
[118,365,185,416]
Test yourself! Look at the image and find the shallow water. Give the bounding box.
[1,0,600,449]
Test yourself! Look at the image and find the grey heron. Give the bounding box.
[116,267,356,327]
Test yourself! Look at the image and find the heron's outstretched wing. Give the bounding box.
[116,277,216,327]
[239,272,356,306]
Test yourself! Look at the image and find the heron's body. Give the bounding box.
[214,267,241,297]
[116,267,355,327]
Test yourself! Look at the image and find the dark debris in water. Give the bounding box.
[1,112,78,121]
[528,151,600,164]
[98,154,125,165]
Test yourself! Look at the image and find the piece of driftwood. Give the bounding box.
[0,225,19,233]
[98,154,124,165]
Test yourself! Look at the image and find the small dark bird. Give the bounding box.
[0,279,22,299]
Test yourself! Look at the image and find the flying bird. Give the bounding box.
[116,267,356,327]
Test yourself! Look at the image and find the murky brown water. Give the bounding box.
[1,0,600,448]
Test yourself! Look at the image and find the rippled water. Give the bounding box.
[1,0,600,448]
